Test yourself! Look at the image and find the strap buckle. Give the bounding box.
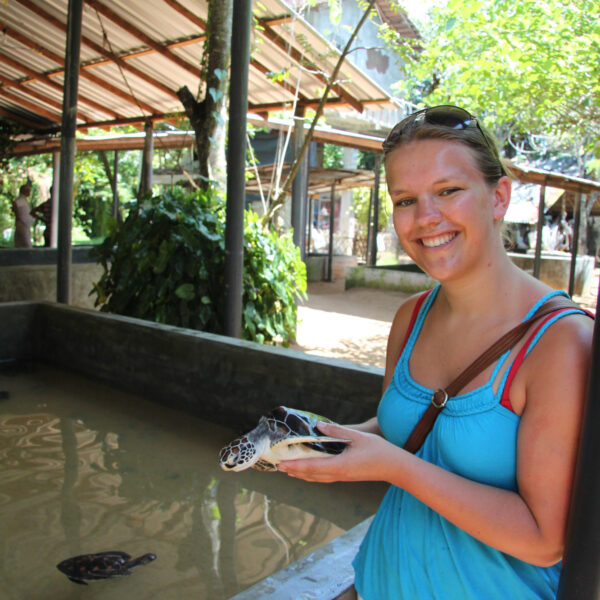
[431,389,448,409]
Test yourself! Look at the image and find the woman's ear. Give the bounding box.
[492,176,511,221]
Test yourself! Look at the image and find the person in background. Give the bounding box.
[12,183,33,248]
[277,106,593,599]
[31,187,53,247]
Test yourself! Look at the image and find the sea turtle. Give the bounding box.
[56,551,156,585]
[219,406,351,472]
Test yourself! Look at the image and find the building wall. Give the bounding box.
[301,0,404,95]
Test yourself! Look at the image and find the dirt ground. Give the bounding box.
[291,281,410,369]
[292,271,599,370]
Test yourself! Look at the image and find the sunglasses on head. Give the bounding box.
[385,105,505,174]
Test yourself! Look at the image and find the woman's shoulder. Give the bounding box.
[530,305,593,353]
[389,290,431,338]
[384,291,432,377]
[518,302,593,396]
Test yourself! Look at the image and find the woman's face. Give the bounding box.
[385,139,510,284]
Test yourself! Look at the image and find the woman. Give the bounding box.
[12,183,34,248]
[278,106,593,599]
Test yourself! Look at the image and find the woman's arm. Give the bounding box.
[280,314,593,566]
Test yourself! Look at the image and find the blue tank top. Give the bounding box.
[353,286,585,600]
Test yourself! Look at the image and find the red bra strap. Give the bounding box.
[398,289,433,361]
[499,308,574,412]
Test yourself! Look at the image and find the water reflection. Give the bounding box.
[0,367,384,599]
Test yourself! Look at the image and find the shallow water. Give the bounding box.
[0,364,385,600]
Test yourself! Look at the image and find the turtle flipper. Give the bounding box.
[68,577,87,585]
[253,459,278,472]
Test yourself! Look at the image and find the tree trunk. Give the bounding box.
[177,0,233,191]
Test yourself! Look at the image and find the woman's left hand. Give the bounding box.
[277,421,395,483]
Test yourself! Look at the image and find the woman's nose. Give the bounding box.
[415,195,442,227]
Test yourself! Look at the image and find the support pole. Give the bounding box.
[307,194,313,253]
[533,183,546,280]
[557,278,600,599]
[138,120,153,198]
[57,0,83,304]
[224,0,252,338]
[292,104,308,260]
[112,150,119,219]
[50,150,59,248]
[365,188,374,264]
[369,155,381,267]
[327,180,337,282]
[568,192,582,297]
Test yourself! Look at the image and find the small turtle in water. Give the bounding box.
[56,551,156,585]
[219,406,351,472]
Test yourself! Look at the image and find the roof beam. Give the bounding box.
[0,20,152,116]
[85,0,203,79]
[161,0,207,30]
[0,72,89,122]
[0,106,46,129]
[0,49,119,119]
[0,87,62,123]
[255,17,365,113]
[250,59,310,103]
[11,132,196,155]
[16,0,179,103]
[509,165,600,194]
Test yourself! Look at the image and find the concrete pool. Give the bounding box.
[0,301,386,599]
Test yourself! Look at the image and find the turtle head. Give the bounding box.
[219,417,271,472]
[219,435,259,471]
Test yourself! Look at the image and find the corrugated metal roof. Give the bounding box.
[0,0,395,131]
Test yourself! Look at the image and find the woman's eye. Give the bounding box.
[440,187,461,197]
[394,197,415,208]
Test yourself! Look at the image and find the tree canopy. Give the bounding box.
[388,0,599,172]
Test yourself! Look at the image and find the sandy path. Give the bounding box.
[292,272,598,370]
[291,281,411,369]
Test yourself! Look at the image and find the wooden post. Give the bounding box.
[292,104,308,260]
[57,0,83,304]
[568,192,582,296]
[327,180,337,282]
[369,155,381,267]
[557,276,600,598]
[138,120,153,198]
[112,150,119,219]
[50,150,59,248]
[224,0,252,338]
[365,187,374,264]
[533,183,546,280]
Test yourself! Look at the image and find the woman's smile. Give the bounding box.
[419,231,458,248]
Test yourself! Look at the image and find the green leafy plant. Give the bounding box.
[91,187,306,345]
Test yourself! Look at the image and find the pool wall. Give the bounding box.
[1,301,385,600]
[1,300,383,440]
[0,246,101,309]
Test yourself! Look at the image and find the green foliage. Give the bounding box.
[91,188,306,345]
[243,210,306,345]
[388,0,600,169]
[322,143,344,168]
[353,185,392,237]
[74,149,140,239]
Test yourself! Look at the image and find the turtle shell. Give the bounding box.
[267,406,348,454]
[57,551,156,585]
